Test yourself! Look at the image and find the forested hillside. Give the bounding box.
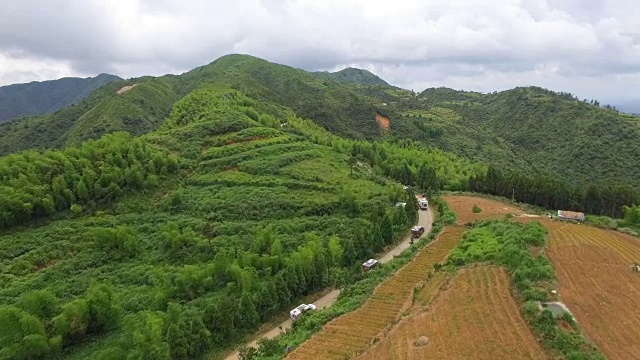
[1,54,638,217]
[0,55,391,156]
[0,88,479,359]
[0,78,178,156]
[0,74,121,123]
[384,86,640,216]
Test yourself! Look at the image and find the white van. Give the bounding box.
[290,303,317,321]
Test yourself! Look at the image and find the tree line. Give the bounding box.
[468,166,639,218]
[349,137,639,217]
[0,132,178,229]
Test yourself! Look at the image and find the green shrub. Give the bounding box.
[472,204,482,213]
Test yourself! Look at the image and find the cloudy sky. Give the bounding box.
[1,0,638,103]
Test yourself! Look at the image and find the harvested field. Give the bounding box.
[414,270,450,307]
[442,195,524,224]
[543,219,640,359]
[357,266,547,360]
[286,226,465,360]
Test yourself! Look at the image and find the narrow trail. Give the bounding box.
[224,198,433,360]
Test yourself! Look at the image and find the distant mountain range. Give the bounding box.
[0,73,121,123]
[614,100,640,116]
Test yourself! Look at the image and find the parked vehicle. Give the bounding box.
[411,225,425,238]
[419,199,428,210]
[362,258,379,272]
[290,303,317,321]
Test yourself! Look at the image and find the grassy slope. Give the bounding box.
[0,55,388,157]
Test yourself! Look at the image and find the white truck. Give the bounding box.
[290,303,317,321]
[419,198,428,210]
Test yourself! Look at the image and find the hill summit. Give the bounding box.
[313,67,390,86]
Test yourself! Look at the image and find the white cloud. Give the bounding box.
[0,0,638,102]
[0,52,81,85]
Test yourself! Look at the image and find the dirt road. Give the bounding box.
[224,200,433,360]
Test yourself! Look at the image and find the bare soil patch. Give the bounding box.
[542,219,640,359]
[442,195,524,224]
[116,84,138,94]
[375,112,390,131]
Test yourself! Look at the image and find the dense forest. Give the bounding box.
[0,88,477,359]
[390,86,640,191]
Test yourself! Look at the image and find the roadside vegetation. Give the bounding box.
[445,220,605,359]
[239,198,456,360]
[585,205,640,236]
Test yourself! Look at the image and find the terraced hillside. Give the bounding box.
[354,195,609,360]
[0,88,481,360]
[1,55,639,220]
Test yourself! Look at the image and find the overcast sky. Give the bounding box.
[1,0,638,103]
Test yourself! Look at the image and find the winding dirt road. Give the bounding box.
[224,199,433,360]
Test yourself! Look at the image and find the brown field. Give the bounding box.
[442,195,524,224]
[357,266,547,360]
[446,194,640,359]
[543,219,640,359]
[414,270,450,307]
[286,226,466,360]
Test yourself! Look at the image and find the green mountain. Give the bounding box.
[0,77,179,155]
[390,86,640,192]
[0,73,121,123]
[1,54,639,211]
[0,88,477,359]
[0,54,390,156]
[312,67,390,86]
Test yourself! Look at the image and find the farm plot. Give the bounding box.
[286,226,465,360]
[357,266,547,360]
[442,195,524,224]
[544,220,640,359]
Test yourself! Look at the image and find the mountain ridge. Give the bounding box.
[0,73,122,123]
[312,67,390,86]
